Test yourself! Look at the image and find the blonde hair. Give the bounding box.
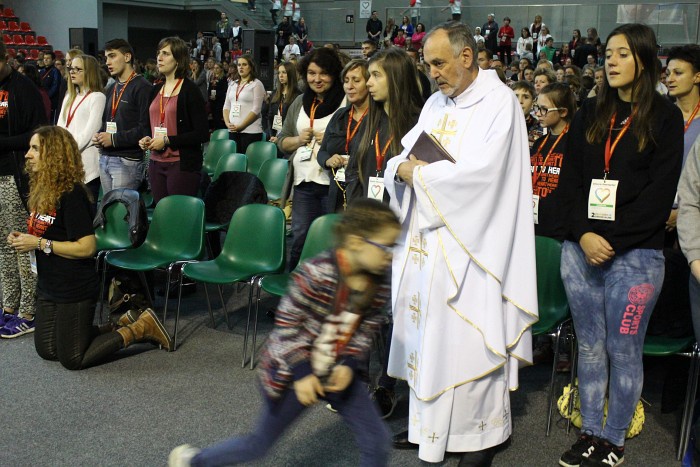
[62,54,104,118]
[28,126,87,213]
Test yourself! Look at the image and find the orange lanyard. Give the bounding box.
[532,125,568,187]
[345,106,368,154]
[110,72,135,120]
[235,80,248,102]
[374,130,393,174]
[309,97,322,129]
[159,78,183,126]
[605,110,635,175]
[65,91,92,128]
[684,99,700,133]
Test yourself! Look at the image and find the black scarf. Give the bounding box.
[302,80,344,120]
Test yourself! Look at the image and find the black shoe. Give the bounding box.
[581,439,624,467]
[371,386,398,419]
[392,430,418,450]
[559,434,597,467]
[457,446,497,467]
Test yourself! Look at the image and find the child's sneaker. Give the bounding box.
[168,444,201,467]
[0,312,16,328]
[581,439,624,466]
[559,433,597,467]
[0,315,35,339]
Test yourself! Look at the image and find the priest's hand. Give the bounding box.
[325,365,353,392]
[294,374,325,406]
[691,260,700,284]
[397,154,429,188]
[579,232,615,266]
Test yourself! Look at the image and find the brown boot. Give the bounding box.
[116,308,145,327]
[117,308,173,351]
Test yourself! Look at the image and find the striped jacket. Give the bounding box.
[258,250,390,401]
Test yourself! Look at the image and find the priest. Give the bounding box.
[384,21,538,466]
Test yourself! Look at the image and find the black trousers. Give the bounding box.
[230,131,263,155]
[34,298,122,370]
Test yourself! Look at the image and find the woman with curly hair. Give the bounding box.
[7,126,172,370]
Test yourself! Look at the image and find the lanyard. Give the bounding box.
[235,80,248,102]
[374,130,394,174]
[110,71,136,121]
[309,97,322,129]
[604,110,634,176]
[531,125,568,187]
[345,106,368,154]
[278,99,284,116]
[159,78,183,126]
[685,99,700,133]
[65,91,92,128]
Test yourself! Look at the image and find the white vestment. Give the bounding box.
[384,69,538,462]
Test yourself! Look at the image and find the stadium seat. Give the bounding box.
[54,50,64,59]
[3,34,13,45]
[0,21,7,30]
[37,36,47,46]
[3,8,15,18]
[29,49,39,60]
[24,35,35,46]
[6,48,15,57]
[7,22,19,31]
[20,22,31,32]
[12,35,23,45]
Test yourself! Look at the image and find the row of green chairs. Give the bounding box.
[210,129,268,143]
[203,139,277,178]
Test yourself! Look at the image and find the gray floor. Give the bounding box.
[0,281,686,466]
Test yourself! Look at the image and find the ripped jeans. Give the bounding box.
[561,241,664,446]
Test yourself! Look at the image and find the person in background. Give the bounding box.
[268,61,301,145]
[569,29,582,53]
[476,48,493,70]
[211,37,222,63]
[384,17,399,43]
[586,66,605,98]
[498,16,514,66]
[139,37,208,205]
[512,80,542,148]
[366,10,383,45]
[411,23,426,51]
[361,40,377,60]
[283,36,301,62]
[530,14,545,56]
[517,28,533,60]
[473,26,485,49]
[39,51,63,123]
[533,67,556,95]
[482,13,498,53]
[393,30,407,49]
[399,16,414,38]
[216,11,232,56]
[57,54,106,206]
[270,0,281,26]
[190,59,208,102]
[223,55,265,154]
[22,63,51,122]
[295,17,309,54]
[208,62,228,131]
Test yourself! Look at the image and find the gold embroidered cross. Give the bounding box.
[410,292,422,329]
[431,114,457,146]
[411,413,420,426]
[429,433,439,443]
[409,234,428,270]
[407,351,419,386]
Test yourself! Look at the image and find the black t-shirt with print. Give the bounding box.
[531,131,568,241]
[30,184,98,303]
[0,84,13,175]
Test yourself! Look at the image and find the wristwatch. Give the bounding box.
[42,239,53,255]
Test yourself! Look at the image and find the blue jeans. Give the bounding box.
[191,378,391,467]
[99,155,145,194]
[561,241,664,446]
[290,182,328,270]
[691,274,700,341]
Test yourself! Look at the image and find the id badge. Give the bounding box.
[106,121,117,134]
[297,145,312,161]
[588,179,619,221]
[532,194,540,225]
[29,250,37,275]
[230,104,242,118]
[368,176,385,200]
[272,115,283,131]
[154,126,168,139]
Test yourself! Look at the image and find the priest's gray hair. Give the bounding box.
[424,21,478,70]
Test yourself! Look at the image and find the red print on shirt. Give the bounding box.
[0,90,8,119]
[27,211,56,237]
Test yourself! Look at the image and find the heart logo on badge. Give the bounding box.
[371,184,381,197]
[595,188,610,203]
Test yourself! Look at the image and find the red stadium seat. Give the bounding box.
[24,35,35,46]
[20,22,31,32]
[12,34,23,45]
[29,49,39,60]
[3,34,13,45]
[0,21,7,30]
[7,22,19,31]
[3,8,15,18]
[37,36,47,46]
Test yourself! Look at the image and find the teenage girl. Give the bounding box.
[557,23,683,467]
[168,199,401,467]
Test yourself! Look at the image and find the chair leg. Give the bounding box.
[250,277,262,370]
[173,271,185,351]
[137,271,154,308]
[241,278,255,368]
[547,323,564,436]
[678,344,700,460]
[97,253,109,325]
[218,284,231,329]
[162,264,176,323]
[203,284,216,328]
[567,328,578,434]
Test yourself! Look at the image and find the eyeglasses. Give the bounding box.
[533,104,563,116]
[362,238,396,254]
[68,67,84,73]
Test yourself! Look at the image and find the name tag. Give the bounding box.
[106,121,117,134]
[29,251,37,275]
[532,194,540,225]
[230,104,242,118]
[588,179,619,221]
[297,145,312,161]
[154,126,168,139]
[334,155,349,182]
[368,176,385,200]
[272,114,283,131]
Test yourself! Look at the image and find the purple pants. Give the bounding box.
[148,160,201,205]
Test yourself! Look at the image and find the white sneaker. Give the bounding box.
[168,444,201,467]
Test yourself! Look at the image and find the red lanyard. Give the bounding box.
[309,97,322,129]
[278,100,284,115]
[235,80,249,102]
[685,99,700,133]
[605,110,635,175]
[345,106,368,154]
[374,130,394,174]
[159,78,183,126]
[110,72,135,121]
[531,125,568,187]
[65,91,92,128]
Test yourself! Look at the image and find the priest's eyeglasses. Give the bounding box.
[67,67,84,74]
[362,238,396,254]
[533,104,563,116]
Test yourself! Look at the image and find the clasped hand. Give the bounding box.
[138,136,166,151]
[293,365,353,406]
[397,154,429,187]
[579,232,615,266]
[7,231,39,253]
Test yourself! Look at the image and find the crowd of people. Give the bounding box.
[0,7,699,467]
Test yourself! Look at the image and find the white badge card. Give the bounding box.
[368,176,385,200]
[154,126,168,139]
[29,250,37,275]
[532,194,540,225]
[106,121,117,134]
[588,179,619,221]
[297,145,313,162]
[334,155,349,182]
[272,115,283,131]
[230,104,242,118]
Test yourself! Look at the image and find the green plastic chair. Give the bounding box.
[203,139,237,176]
[245,141,277,177]
[212,153,248,181]
[104,195,206,334]
[257,158,289,201]
[531,236,572,436]
[178,204,286,358]
[210,129,230,141]
[643,336,699,459]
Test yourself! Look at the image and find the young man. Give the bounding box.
[39,51,63,123]
[361,40,377,60]
[92,39,151,194]
[366,10,383,44]
[215,12,232,55]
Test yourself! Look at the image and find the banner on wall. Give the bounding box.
[360,0,372,19]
